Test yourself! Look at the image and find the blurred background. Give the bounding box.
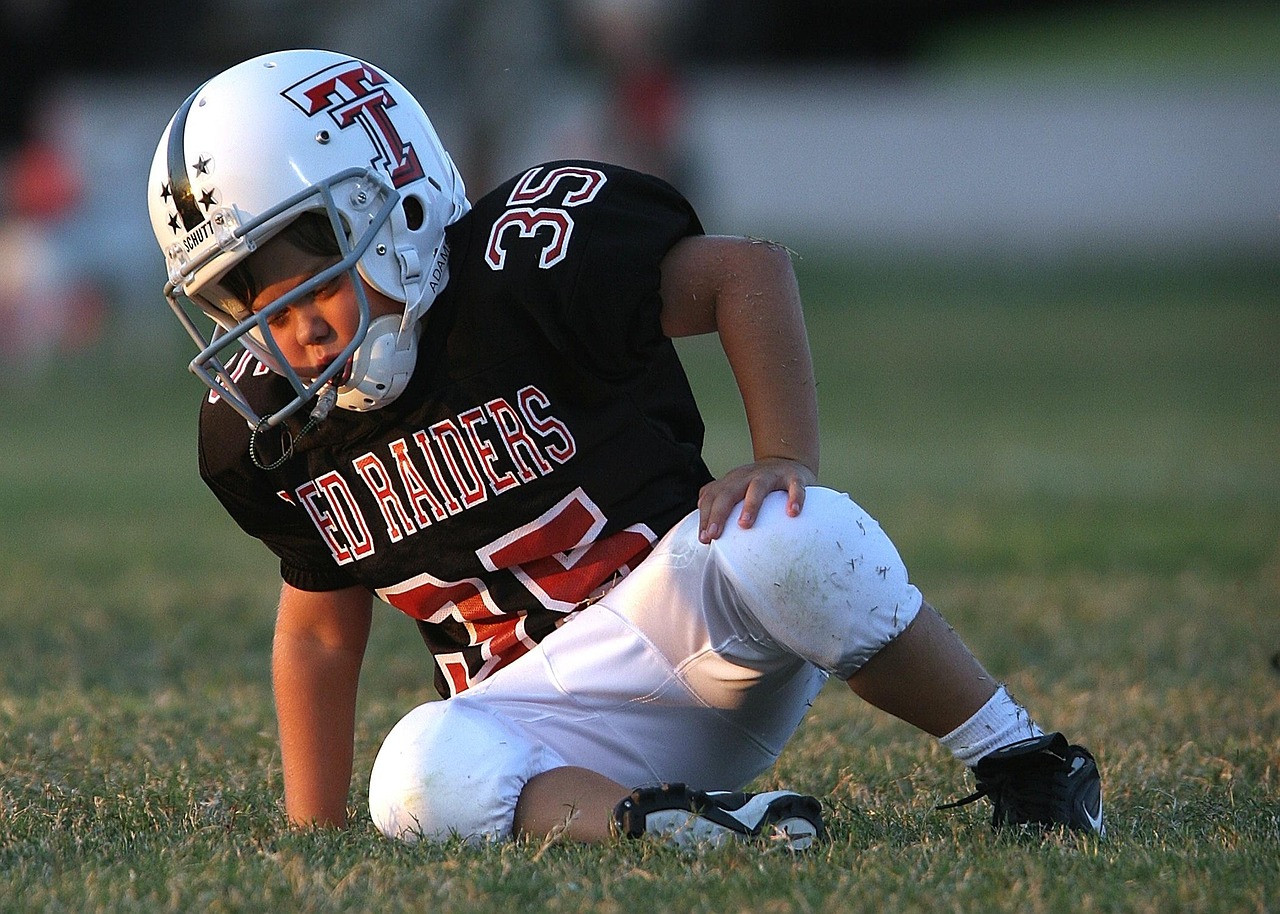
[0,0,1276,364]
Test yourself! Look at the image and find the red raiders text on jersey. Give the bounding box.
[198,161,712,698]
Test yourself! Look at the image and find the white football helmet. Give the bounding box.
[148,49,469,430]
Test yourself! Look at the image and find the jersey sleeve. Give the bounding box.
[479,161,704,381]
[198,386,358,592]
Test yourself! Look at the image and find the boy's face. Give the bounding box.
[246,233,402,382]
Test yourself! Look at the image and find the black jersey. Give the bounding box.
[199,161,712,697]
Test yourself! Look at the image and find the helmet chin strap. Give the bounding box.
[395,244,426,335]
[396,237,451,334]
[333,239,449,413]
[335,312,420,412]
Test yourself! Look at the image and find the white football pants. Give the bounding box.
[369,486,923,842]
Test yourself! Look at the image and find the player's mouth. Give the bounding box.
[307,358,353,387]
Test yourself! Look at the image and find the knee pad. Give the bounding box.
[710,487,922,678]
[368,699,559,844]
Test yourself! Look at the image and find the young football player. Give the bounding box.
[147,49,1104,848]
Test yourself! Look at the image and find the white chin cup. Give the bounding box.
[336,313,419,412]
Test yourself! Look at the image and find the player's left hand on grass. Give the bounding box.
[697,457,817,543]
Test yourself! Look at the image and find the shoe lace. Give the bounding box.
[935,786,989,811]
[938,762,1069,824]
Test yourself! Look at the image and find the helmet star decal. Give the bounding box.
[157,166,219,233]
[159,179,181,234]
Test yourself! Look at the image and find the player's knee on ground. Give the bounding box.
[368,699,560,843]
[709,486,923,679]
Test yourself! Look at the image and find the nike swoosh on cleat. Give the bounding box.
[1083,796,1105,834]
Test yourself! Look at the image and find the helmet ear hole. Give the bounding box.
[402,195,425,231]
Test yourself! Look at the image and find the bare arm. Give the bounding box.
[271,582,373,827]
[659,234,819,542]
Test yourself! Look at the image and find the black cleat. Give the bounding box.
[940,732,1105,836]
[613,782,825,850]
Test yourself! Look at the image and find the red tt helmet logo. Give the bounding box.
[282,62,425,189]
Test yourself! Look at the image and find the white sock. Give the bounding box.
[939,685,1045,767]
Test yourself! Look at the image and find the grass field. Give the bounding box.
[1,255,1277,913]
